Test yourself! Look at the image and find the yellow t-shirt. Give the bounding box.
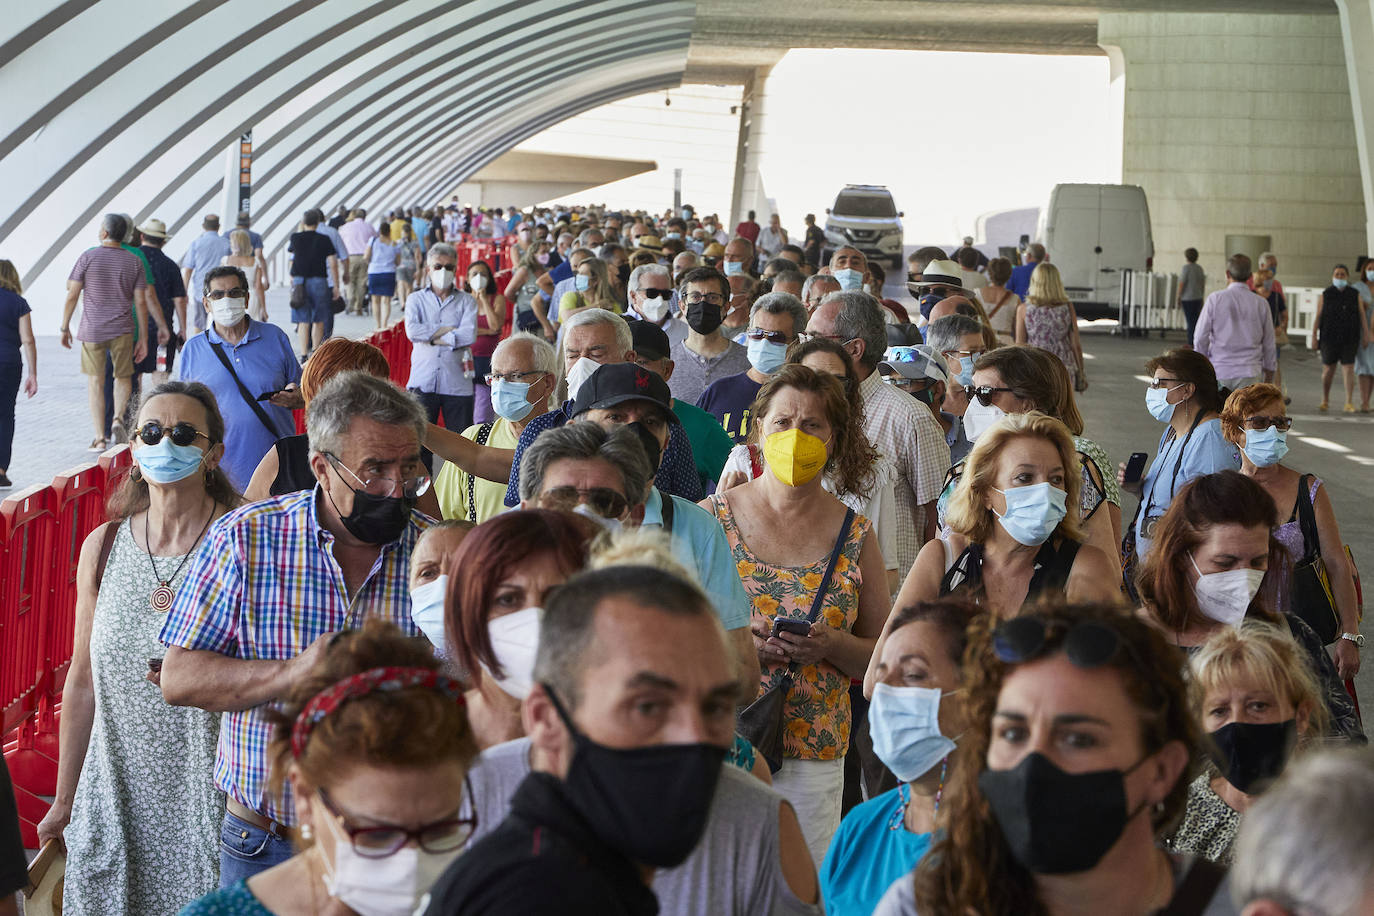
[434,417,520,523]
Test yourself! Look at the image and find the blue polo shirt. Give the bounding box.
[176,319,301,492]
[1007,259,1040,299]
[643,487,750,631]
[821,784,934,916]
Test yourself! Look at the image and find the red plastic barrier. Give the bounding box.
[0,486,57,739]
[49,462,108,693]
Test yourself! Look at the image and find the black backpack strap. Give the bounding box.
[467,422,495,521]
[207,334,284,440]
[1158,857,1228,916]
[1295,474,1322,563]
[656,487,675,534]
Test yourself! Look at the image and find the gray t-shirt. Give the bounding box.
[668,337,752,406]
[870,853,1240,915]
[464,738,821,916]
[1180,262,1206,301]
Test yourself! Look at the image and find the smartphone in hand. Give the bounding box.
[772,618,812,639]
[1123,451,1148,485]
[256,389,282,401]
[147,657,163,673]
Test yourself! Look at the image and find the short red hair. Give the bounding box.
[300,337,389,403]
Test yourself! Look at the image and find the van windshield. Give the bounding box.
[833,195,896,218]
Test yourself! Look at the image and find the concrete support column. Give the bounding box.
[1336,0,1374,252]
[729,65,776,229]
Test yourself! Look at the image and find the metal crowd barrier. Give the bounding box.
[1118,270,1183,335]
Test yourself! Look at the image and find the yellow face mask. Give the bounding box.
[762,428,828,487]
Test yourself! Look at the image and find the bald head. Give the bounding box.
[929,295,973,323]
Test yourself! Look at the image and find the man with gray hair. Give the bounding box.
[802,273,841,314]
[625,263,684,344]
[807,290,949,578]
[405,241,478,437]
[158,371,433,885]
[1230,748,1374,915]
[698,291,808,443]
[1194,252,1276,390]
[925,313,990,459]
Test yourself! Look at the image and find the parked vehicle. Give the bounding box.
[823,184,905,269]
[1036,183,1153,320]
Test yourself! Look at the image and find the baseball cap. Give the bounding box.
[570,363,680,423]
[626,319,671,363]
[879,345,948,384]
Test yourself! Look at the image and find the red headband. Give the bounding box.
[290,666,465,759]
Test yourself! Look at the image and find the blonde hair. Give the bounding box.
[1190,619,1329,739]
[588,526,692,581]
[229,229,253,258]
[0,260,21,295]
[1027,261,1070,307]
[945,410,1083,543]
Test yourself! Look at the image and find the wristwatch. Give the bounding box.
[1340,632,1365,648]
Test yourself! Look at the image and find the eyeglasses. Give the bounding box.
[485,370,546,385]
[638,288,672,300]
[684,294,724,306]
[1243,415,1292,431]
[206,288,248,301]
[136,421,209,447]
[325,453,431,499]
[992,616,1142,673]
[539,486,629,519]
[746,328,791,344]
[967,385,1016,407]
[1146,377,1185,390]
[883,375,925,391]
[798,331,855,345]
[941,348,986,360]
[317,785,477,858]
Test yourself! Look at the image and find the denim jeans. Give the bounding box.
[219,811,295,887]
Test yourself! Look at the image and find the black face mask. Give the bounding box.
[1208,719,1296,794]
[625,420,665,471]
[978,751,1150,875]
[686,300,723,335]
[327,482,415,545]
[546,685,725,867]
[617,263,631,286]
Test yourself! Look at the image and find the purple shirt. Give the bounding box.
[68,245,146,342]
[1194,281,1277,379]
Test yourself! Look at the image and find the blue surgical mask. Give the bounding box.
[491,378,536,422]
[134,438,205,484]
[956,355,976,388]
[994,481,1068,546]
[1145,385,1180,422]
[409,574,448,649]
[575,274,591,292]
[746,337,787,375]
[1243,426,1288,467]
[723,260,744,277]
[1366,269,1374,282]
[868,683,958,783]
[833,267,863,291]
[1333,277,1349,290]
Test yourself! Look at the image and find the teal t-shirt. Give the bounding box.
[178,879,273,915]
[673,397,733,492]
[820,784,934,916]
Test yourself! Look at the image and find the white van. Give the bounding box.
[1036,184,1153,319]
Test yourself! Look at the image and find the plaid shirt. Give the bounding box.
[859,370,950,581]
[158,487,429,823]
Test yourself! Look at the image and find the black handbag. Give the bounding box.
[1292,474,1341,644]
[736,508,854,774]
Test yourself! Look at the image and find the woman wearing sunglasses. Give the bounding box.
[874,602,1230,915]
[1164,620,1327,866]
[1136,471,1363,743]
[38,381,240,915]
[1218,384,1362,680]
[180,619,480,915]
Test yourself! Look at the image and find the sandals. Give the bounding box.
[88,437,107,452]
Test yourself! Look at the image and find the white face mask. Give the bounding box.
[211,296,247,328]
[1191,554,1265,627]
[638,295,671,323]
[470,273,487,292]
[572,501,625,533]
[409,574,447,649]
[961,397,1006,442]
[564,356,601,401]
[319,803,460,916]
[480,606,541,699]
[430,267,455,291]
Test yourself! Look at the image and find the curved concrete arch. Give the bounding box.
[0,0,694,329]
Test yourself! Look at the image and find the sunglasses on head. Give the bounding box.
[967,385,1016,407]
[992,616,1141,672]
[136,420,209,447]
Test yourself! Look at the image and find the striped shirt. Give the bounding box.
[68,245,147,341]
[158,487,430,823]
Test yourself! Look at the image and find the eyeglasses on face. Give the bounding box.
[1243,415,1292,431]
[317,785,477,858]
[539,486,629,519]
[967,385,1016,407]
[485,370,546,385]
[684,293,724,306]
[1146,377,1185,390]
[941,348,986,360]
[746,328,791,345]
[206,288,248,301]
[325,453,431,499]
[798,331,853,345]
[136,421,210,447]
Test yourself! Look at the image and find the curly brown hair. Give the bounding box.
[912,599,1198,914]
[267,618,478,810]
[746,363,877,498]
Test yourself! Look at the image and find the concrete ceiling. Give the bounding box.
[685,0,1337,83]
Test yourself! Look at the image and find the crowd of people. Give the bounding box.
[1,201,1372,916]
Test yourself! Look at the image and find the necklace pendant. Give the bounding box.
[150,583,175,613]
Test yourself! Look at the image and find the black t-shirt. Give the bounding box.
[423,772,657,916]
[0,756,27,897]
[288,230,335,278]
[696,372,762,444]
[270,434,316,496]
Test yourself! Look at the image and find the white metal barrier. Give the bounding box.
[1118,270,1182,334]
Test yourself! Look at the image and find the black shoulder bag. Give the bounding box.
[1293,474,1341,644]
[736,507,855,774]
[208,337,286,440]
[465,422,495,521]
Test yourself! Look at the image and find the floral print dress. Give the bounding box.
[710,495,870,761]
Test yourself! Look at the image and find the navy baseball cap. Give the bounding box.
[570,363,680,423]
[626,318,672,363]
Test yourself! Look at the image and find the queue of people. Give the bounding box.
[7,202,1371,916]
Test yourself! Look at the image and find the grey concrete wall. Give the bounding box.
[1100,10,1366,290]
